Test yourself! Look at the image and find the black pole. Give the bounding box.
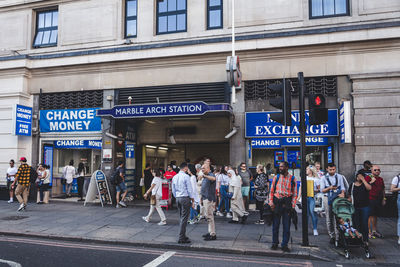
[298,72,309,246]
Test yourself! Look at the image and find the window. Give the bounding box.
[309,0,349,19]
[157,0,187,34]
[33,9,58,48]
[125,0,137,38]
[207,0,222,29]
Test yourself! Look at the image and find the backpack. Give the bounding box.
[111,167,123,186]
[30,166,38,184]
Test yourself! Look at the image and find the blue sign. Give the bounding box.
[245,109,338,138]
[43,145,53,186]
[97,102,232,118]
[40,108,101,133]
[126,144,135,158]
[327,146,333,163]
[287,151,300,168]
[54,139,102,149]
[251,137,328,148]
[15,104,32,136]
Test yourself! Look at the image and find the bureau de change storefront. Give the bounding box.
[39,108,102,197]
[246,109,338,176]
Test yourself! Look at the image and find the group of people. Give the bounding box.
[6,156,400,250]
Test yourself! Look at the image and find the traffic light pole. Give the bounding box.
[298,72,309,246]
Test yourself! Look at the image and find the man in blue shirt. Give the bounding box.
[172,162,194,244]
[201,164,217,241]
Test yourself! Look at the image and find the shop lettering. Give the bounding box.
[115,104,203,116]
[18,124,29,134]
[45,110,95,131]
[88,140,102,148]
[56,140,84,147]
[251,139,280,147]
[49,121,91,131]
[286,137,326,143]
[255,124,329,136]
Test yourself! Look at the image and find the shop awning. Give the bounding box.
[96,102,232,119]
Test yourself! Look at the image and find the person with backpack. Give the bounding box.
[391,173,400,245]
[113,161,127,208]
[269,161,297,252]
[320,162,347,245]
[11,157,32,212]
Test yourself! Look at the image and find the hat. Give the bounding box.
[19,157,27,162]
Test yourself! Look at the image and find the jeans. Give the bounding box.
[397,197,400,237]
[272,208,291,247]
[39,184,50,202]
[307,197,318,230]
[218,185,230,213]
[190,204,199,220]
[353,206,370,241]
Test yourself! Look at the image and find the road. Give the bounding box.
[0,236,389,267]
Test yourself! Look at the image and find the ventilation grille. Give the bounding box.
[118,82,228,105]
[39,90,103,110]
[245,76,337,100]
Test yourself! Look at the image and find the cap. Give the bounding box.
[19,157,27,162]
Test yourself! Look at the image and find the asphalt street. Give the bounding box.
[1,235,395,267]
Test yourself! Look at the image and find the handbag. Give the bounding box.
[326,174,340,205]
[150,194,156,205]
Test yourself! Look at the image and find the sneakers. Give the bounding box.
[17,204,25,212]
[204,235,217,241]
[142,216,150,223]
[158,221,167,226]
[188,220,195,225]
[7,199,13,203]
[226,212,232,218]
[116,204,120,208]
[216,211,224,217]
[255,220,265,225]
[119,201,127,207]
[313,229,319,236]
[372,231,383,238]
[270,244,278,250]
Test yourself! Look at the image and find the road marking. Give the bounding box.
[0,259,22,267]
[143,251,176,267]
[336,265,343,267]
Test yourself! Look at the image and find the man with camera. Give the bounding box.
[269,161,297,252]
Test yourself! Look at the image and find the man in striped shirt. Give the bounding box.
[269,161,297,252]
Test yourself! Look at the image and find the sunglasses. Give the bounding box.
[373,169,381,171]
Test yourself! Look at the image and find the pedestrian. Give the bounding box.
[390,173,400,245]
[314,161,325,179]
[114,161,127,208]
[365,165,385,238]
[77,162,86,201]
[269,161,297,252]
[63,160,76,198]
[254,164,269,225]
[238,162,253,210]
[36,164,44,204]
[200,164,217,241]
[172,162,195,244]
[348,171,371,242]
[164,164,176,180]
[358,160,373,177]
[188,165,200,224]
[228,169,248,223]
[196,164,205,220]
[143,169,167,225]
[216,166,231,218]
[6,159,17,203]
[298,166,321,235]
[143,163,153,193]
[11,157,32,211]
[320,162,347,245]
[38,164,51,204]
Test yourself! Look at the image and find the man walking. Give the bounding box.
[321,163,347,244]
[115,161,127,208]
[172,162,194,244]
[11,157,32,212]
[238,162,253,210]
[200,164,217,241]
[365,165,385,238]
[269,161,297,252]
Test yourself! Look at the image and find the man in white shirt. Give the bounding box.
[320,163,347,245]
[391,174,400,245]
[6,159,18,203]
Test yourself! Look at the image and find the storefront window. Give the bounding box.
[53,148,100,176]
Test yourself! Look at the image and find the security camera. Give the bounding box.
[225,127,238,139]
[105,132,119,139]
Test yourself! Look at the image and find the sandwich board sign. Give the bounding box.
[84,170,112,207]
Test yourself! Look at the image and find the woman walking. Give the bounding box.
[349,171,371,242]
[228,170,248,224]
[142,169,167,225]
[216,166,231,218]
[254,164,269,225]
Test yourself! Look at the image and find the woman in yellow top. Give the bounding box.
[298,165,321,236]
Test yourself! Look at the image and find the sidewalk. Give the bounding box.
[0,200,398,264]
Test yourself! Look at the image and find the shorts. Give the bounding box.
[7,180,14,191]
[369,199,382,217]
[241,186,250,197]
[116,182,127,193]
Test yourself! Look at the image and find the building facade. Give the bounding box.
[0,0,399,190]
